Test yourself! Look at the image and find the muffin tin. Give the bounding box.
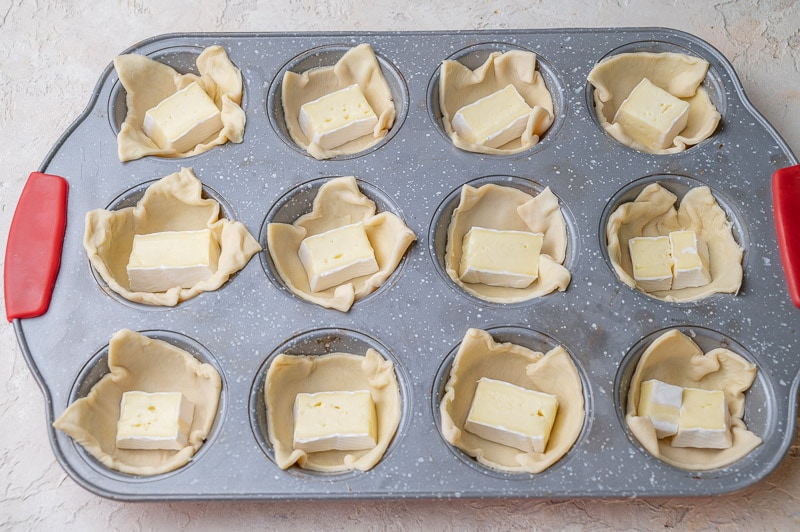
[8,29,800,500]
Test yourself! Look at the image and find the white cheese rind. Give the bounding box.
[629,235,673,292]
[637,379,682,438]
[298,221,380,292]
[292,390,378,453]
[612,77,690,151]
[458,227,543,289]
[669,230,712,290]
[672,387,732,449]
[127,229,220,293]
[464,377,558,454]
[142,81,223,153]
[451,84,534,149]
[298,84,379,150]
[116,391,195,451]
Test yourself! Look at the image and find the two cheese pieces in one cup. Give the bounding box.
[638,379,732,449]
[458,227,544,289]
[116,391,195,451]
[464,377,559,454]
[451,84,534,149]
[628,230,711,292]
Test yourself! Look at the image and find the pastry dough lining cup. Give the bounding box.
[266,44,409,160]
[430,325,592,479]
[258,176,412,307]
[60,330,227,481]
[107,44,248,159]
[88,179,238,310]
[584,40,728,154]
[248,327,411,480]
[426,42,566,157]
[428,174,579,307]
[598,173,750,304]
[614,325,775,475]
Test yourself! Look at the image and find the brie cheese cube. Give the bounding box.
[458,227,543,289]
[451,84,534,148]
[127,229,220,293]
[628,236,673,292]
[116,391,195,450]
[292,390,378,453]
[143,81,223,153]
[672,387,732,449]
[464,377,558,454]
[669,230,712,290]
[612,77,690,151]
[298,84,379,150]
[637,379,682,438]
[298,221,380,292]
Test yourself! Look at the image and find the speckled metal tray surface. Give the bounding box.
[14,28,800,500]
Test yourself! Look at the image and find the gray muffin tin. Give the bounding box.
[14,29,800,500]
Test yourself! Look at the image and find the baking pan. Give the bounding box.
[6,28,800,500]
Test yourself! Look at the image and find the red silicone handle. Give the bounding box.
[4,172,69,321]
[773,164,800,308]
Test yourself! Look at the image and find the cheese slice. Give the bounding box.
[142,81,223,153]
[451,84,534,148]
[458,227,543,289]
[292,390,378,453]
[298,221,380,292]
[464,377,558,454]
[637,379,682,438]
[613,77,690,151]
[116,391,195,450]
[671,387,732,449]
[629,235,673,292]
[298,84,379,150]
[669,230,712,290]
[127,229,220,293]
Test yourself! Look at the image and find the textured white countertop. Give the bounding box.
[2,0,799,528]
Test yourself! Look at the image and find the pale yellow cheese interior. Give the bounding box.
[143,81,223,153]
[629,236,673,292]
[612,77,689,151]
[464,377,558,454]
[670,230,712,290]
[298,221,380,293]
[293,390,377,453]
[451,84,533,148]
[127,229,220,293]
[298,84,379,151]
[637,379,681,438]
[116,391,195,451]
[458,227,543,288]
